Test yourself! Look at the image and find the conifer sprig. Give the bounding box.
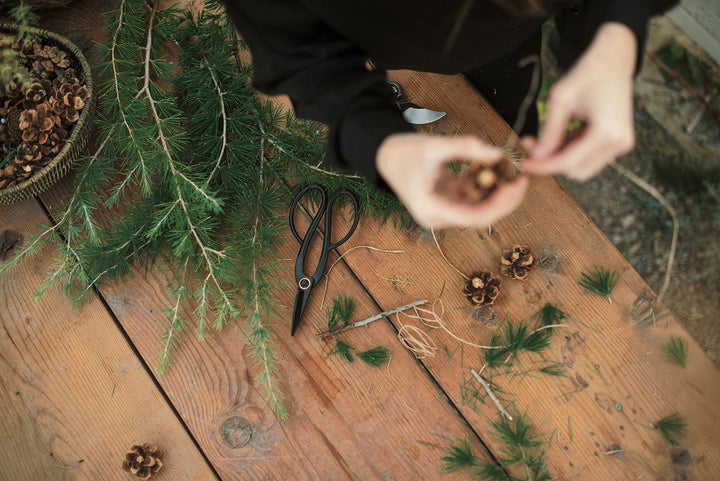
[664,335,688,367]
[358,345,392,367]
[532,303,567,327]
[326,294,356,331]
[652,413,687,446]
[328,340,356,362]
[578,265,620,299]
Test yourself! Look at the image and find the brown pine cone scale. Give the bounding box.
[462,270,501,307]
[500,244,537,280]
[122,443,163,480]
[458,156,515,203]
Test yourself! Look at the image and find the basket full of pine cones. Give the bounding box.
[0,22,95,204]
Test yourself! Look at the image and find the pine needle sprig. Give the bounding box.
[532,303,567,327]
[328,340,356,362]
[578,265,620,299]
[326,294,356,331]
[664,335,688,367]
[652,413,687,446]
[441,437,479,472]
[538,362,567,377]
[357,345,391,367]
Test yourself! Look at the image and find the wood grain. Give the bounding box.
[0,198,218,481]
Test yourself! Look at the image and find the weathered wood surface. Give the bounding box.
[331,69,720,480]
[0,198,218,481]
[1,0,716,480]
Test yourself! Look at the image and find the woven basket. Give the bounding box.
[0,22,95,204]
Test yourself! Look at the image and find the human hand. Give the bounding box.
[522,22,637,181]
[376,133,529,229]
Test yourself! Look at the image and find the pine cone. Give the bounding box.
[462,270,501,307]
[5,108,23,143]
[16,141,42,165]
[1,77,25,105]
[53,80,89,124]
[458,156,515,203]
[122,443,163,480]
[22,79,54,109]
[41,130,65,158]
[33,43,71,69]
[500,245,537,280]
[19,103,58,144]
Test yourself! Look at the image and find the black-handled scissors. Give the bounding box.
[289,184,360,336]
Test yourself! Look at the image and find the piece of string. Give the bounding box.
[320,245,405,309]
[430,228,468,280]
[397,319,438,359]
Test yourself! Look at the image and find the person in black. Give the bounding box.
[222,0,677,228]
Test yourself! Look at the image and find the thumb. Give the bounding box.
[532,87,575,159]
[428,136,502,167]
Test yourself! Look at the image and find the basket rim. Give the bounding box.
[0,22,95,201]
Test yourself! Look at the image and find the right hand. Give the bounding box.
[376,133,529,229]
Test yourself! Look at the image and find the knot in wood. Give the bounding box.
[221,416,254,449]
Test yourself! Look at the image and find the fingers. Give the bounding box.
[416,176,530,229]
[532,83,576,159]
[425,135,503,168]
[522,123,634,180]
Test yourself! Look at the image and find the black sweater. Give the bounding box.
[223,0,677,186]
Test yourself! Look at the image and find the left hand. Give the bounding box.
[522,22,637,181]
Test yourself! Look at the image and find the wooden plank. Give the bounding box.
[328,69,720,480]
[0,198,218,481]
[39,170,500,480]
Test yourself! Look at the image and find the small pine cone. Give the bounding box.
[22,79,54,109]
[500,244,537,280]
[53,80,89,124]
[19,103,58,144]
[462,270,501,307]
[5,108,23,143]
[33,43,71,69]
[1,77,25,104]
[122,443,163,480]
[41,130,65,158]
[16,141,42,165]
[458,156,515,203]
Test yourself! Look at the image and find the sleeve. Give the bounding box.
[222,0,414,187]
[583,0,680,71]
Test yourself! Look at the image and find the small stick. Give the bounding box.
[317,300,429,338]
[470,368,513,420]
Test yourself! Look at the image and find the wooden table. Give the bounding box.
[1,2,719,480]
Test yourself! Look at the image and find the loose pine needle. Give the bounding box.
[441,437,478,472]
[539,362,567,378]
[664,335,688,367]
[358,345,391,367]
[328,339,356,363]
[326,294,356,331]
[652,413,687,446]
[578,265,620,299]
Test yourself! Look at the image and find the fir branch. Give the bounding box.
[652,413,687,446]
[328,340,356,363]
[326,294,356,331]
[664,335,688,368]
[578,265,620,300]
[357,345,391,367]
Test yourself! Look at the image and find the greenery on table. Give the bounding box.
[0,0,410,419]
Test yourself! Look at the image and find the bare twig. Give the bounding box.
[470,368,513,420]
[317,300,429,338]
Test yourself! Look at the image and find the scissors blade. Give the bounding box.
[290,287,311,336]
[400,103,446,124]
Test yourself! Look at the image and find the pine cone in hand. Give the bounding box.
[19,103,57,144]
[463,270,501,307]
[458,156,515,203]
[122,443,163,480]
[53,80,89,124]
[500,245,537,280]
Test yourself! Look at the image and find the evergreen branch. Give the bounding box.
[532,303,566,327]
[317,299,428,338]
[203,62,227,187]
[663,335,688,367]
[578,265,620,301]
[357,345,391,367]
[441,437,478,472]
[327,339,356,362]
[325,294,356,331]
[159,262,189,373]
[652,413,687,446]
[471,369,513,420]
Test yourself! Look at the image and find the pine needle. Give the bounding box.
[358,345,391,367]
[441,437,478,472]
[578,265,620,298]
[326,294,356,331]
[652,413,687,446]
[664,335,688,367]
[539,362,567,378]
[532,303,567,326]
[328,339,356,363]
